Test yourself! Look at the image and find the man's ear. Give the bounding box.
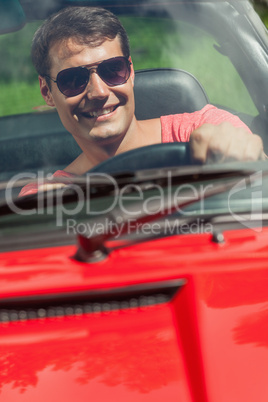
[39,76,55,107]
[129,56,135,87]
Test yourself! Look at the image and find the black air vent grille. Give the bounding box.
[0,279,186,323]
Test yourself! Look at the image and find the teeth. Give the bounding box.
[88,107,114,118]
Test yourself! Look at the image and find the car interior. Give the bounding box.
[1,0,268,187]
[0,68,210,182]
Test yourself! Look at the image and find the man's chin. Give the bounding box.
[89,131,124,145]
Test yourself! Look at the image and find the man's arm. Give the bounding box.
[161,105,265,163]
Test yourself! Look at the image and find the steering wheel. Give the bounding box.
[89,143,192,174]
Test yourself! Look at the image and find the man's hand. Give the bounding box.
[190,122,266,164]
[38,183,67,192]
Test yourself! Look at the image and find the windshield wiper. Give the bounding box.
[73,167,267,262]
[0,163,263,217]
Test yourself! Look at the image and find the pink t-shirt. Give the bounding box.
[160,104,251,142]
[19,105,252,197]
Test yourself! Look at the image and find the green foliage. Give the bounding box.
[121,17,180,69]
[254,4,268,26]
[1,10,267,117]
[0,81,47,116]
[124,17,257,115]
[0,22,48,116]
[0,22,39,83]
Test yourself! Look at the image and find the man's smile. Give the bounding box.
[79,105,118,119]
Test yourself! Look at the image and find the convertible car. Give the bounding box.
[1,0,268,401]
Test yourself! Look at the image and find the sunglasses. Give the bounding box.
[46,56,131,97]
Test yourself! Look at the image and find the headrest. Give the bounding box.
[134,68,209,120]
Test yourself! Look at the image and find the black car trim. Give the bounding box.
[0,278,186,323]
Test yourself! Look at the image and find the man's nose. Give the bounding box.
[85,71,110,99]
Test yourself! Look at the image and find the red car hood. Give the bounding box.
[1,228,268,401]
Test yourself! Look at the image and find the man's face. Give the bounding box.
[39,37,135,146]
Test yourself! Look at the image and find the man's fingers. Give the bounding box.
[242,134,264,161]
[223,132,264,162]
[189,122,265,164]
[38,183,67,192]
[190,123,230,164]
[189,124,214,164]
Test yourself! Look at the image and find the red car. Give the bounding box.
[1,0,268,401]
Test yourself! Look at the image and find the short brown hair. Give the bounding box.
[31,6,130,78]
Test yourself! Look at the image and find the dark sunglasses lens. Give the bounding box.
[57,67,89,97]
[98,57,130,86]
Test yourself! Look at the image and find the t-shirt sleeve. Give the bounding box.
[18,170,76,197]
[160,104,252,143]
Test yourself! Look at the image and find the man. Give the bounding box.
[20,6,265,196]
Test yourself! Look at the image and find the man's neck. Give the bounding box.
[64,117,162,175]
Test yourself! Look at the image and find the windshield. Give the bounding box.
[0,14,259,117]
[0,0,268,247]
[1,1,265,117]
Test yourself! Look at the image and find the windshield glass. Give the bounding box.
[0,0,268,246]
[1,1,264,117]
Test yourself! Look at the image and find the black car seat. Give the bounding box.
[134,68,209,119]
